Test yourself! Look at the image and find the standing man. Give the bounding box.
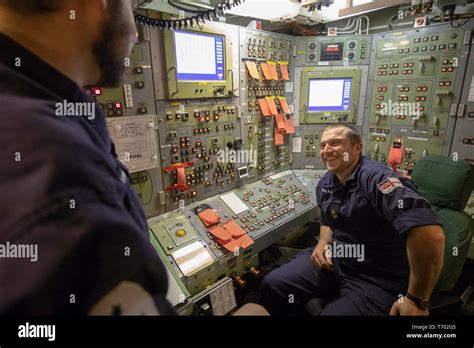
[0,0,175,314]
[260,124,445,315]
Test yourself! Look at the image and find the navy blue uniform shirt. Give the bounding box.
[0,33,175,315]
[316,156,441,293]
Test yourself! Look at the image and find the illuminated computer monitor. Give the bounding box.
[299,68,361,124]
[174,30,225,81]
[307,78,353,112]
[164,29,233,99]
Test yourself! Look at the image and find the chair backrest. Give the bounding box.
[430,207,472,292]
[411,155,474,292]
[411,155,474,211]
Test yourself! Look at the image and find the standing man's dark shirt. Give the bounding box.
[0,33,175,315]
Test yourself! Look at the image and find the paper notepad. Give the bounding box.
[220,192,249,215]
[171,241,214,277]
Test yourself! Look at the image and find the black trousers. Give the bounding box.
[259,248,401,316]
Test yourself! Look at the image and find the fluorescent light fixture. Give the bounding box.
[226,0,300,21]
[352,0,377,5]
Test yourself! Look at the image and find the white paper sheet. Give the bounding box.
[171,241,214,277]
[292,137,302,153]
[220,192,249,215]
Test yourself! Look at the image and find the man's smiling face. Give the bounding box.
[319,127,361,175]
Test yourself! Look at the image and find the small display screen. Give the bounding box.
[324,45,340,52]
[320,42,344,60]
[238,167,248,177]
[174,30,225,81]
[308,78,352,112]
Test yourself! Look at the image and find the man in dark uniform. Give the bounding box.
[260,124,445,315]
[0,0,176,314]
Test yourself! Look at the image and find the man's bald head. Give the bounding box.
[322,124,362,147]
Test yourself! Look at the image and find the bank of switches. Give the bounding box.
[184,170,316,257]
[149,170,318,295]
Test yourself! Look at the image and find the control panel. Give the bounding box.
[89,16,474,315]
[292,35,370,170]
[364,25,472,173]
[149,22,241,212]
[162,27,235,99]
[239,28,295,179]
[149,170,318,297]
[157,102,241,211]
[301,130,323,159]
[450,29,474,163]
[296,35,371,66]
[298,67,364,124]
[86,42,156,117]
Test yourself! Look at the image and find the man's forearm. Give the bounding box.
[319,225,334,244]
[406,225,445,298]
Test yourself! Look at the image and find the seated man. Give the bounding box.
[260,125,445,316]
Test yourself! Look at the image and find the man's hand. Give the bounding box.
[389,297,429,316]
[310,240,334,271]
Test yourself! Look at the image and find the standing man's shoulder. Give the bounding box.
[0,94,97,154]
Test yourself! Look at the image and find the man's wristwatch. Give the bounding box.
[406,292,430,310]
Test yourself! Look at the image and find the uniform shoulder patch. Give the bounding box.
[377,177,403,194]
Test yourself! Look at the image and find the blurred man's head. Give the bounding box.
[320,124,362,177]
[92,0,139,86]
[0,0,139,87]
